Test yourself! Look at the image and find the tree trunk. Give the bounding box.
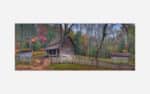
[95,24,107,68]
[59,24,64,47]
[95,37,104,67]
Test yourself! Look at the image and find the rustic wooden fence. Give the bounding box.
[48,55,134,70]
[49,55,97,65]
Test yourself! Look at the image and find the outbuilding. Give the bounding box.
[111,53,130,63]
[16,49,32,63]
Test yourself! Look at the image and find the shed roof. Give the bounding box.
[45,36,75,51]
[45,42,60,50]
[111,53,130,57]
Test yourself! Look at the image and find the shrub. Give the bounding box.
[33,41,41,51]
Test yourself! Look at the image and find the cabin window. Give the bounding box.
[46,48,59,57]
[50,49,56,55]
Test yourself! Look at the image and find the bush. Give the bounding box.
[88,47,96,57]
[33,41,41,51]
[118,39,125,52]
[21,41,29,49]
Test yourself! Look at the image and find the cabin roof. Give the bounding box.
[45,41,61,50]
[45,36,75,51]
[45,43,60,50]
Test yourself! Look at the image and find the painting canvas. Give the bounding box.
[15,24,135,70]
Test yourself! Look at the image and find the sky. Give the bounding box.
[71,24,123,37]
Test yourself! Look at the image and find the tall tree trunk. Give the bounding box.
[21,24,24,48]
[95,24,107,67]
[60,24,74,46]
[122,24,129,51]
[59,24,64,47]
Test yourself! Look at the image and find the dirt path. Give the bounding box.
[16,57,50,70]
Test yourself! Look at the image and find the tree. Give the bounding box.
[88,47,96,57]
[58,24,74,45]
[74,31,82,55]
[126,24,135,62]
[94,24,108,67]
[81,34,88,55]
[118,38,125,52]
[33,41,41,51]
[21,41,28,49]
[69,31,75,40]
[46,28,56,43]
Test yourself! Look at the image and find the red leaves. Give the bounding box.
[38,35,47,43]
[37,24,48,43]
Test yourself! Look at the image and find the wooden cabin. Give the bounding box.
[45,36,75,57]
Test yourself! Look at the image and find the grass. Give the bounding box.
[32,51,47,57]
[76,55,135,65]
[98,58,135,65]
[48,63,112,70]
[15,61,32,66]
[98,58,112,63]
[15,62,112,70]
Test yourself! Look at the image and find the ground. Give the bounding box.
[48,64,117,70]
[16,63,115,70]
[16,59,134,70]
[15,51,135,70]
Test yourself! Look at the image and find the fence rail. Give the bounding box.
[48,55,134,70]
[49,55,97,65]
